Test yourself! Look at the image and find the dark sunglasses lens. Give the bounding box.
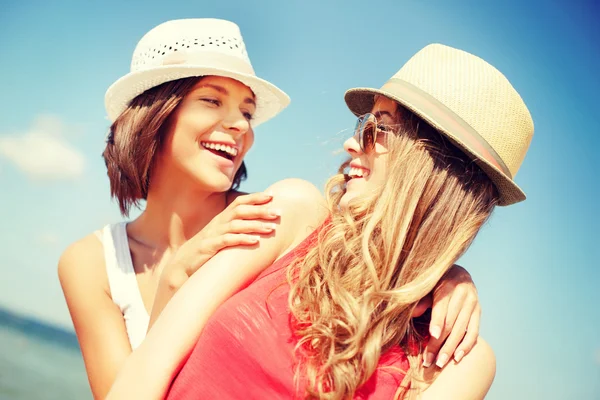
[363,123,375,152]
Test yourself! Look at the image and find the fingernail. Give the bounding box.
[454,350,465,363]
[264,223,277,231]
[430,325,441,339]
[269,209,282,217]
[436,353,449,368]
[250,236,260,243]
[423,352,435,368]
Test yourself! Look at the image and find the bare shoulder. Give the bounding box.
[266,178,327,214]
[230,179,326,209]
[266,178,328,232]
[420,337,496,400]
[58,231,107,293]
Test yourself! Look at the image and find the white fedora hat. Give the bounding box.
[105,18,290,127]
[345,44,534,206]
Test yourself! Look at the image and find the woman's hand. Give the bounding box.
[164,192,280,282]
[412,265,480,369]
[149,192,280,328]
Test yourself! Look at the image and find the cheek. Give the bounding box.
[171,117,205,149]
[369,155,389,184]
[242,131,255,156]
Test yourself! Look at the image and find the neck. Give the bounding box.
[128,176,229,250]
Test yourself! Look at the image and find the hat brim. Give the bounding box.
[105,65,290,127]
[344,87,525,206]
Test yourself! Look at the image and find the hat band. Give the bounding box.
[381,78,512,178]
[142,50,256,76]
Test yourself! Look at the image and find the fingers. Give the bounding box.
[226,220,278,235]
[230,192,274,207]
[229,203,281,221]
[423,288,477,369]
[427,287,454,342]
[179,233,261,277]
[217,233,261,248]
[422,292,450,368]
[433,307,471,368]
[200,233,261,260]
[453,304,481,363]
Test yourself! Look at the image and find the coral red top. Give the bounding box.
[167,226,410,399]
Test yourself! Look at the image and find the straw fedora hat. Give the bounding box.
[345,44,534,206]
[105,18,290,127]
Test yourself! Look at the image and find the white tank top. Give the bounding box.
[100,222,150,349]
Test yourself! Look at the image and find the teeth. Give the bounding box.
[348,167,367,178]
[201,142,239,157]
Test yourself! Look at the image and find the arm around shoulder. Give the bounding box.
[107,179,328,399]
[420,337,496,400]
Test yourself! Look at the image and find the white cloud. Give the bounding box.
[0,114,86,180]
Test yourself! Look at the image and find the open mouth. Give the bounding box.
[201,141,239,161]
[347,167,369,179]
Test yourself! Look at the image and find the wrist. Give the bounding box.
[159,264,188,292]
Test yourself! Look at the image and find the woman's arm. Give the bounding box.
[147,192,278,329]
[107,179,328,400]
[59,190,299,398]
[58,234,134,399]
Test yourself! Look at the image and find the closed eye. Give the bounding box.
[201,98,221,106]
[377,124,392,132]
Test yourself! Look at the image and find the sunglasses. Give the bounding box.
[354,113,393,153]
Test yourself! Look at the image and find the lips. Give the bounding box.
[200,141,239,161]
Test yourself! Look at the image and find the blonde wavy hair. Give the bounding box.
[288,109,499,399]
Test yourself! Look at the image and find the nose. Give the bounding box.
[222,110,251,138]
[343,131,362,157]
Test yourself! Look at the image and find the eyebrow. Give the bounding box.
[196,83,256,107]
[374,110,394,120]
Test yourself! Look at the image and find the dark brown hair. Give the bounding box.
[102,77,248,216]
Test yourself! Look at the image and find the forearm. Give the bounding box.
[106,342,180,400]
[108,282,225,399]
[107,244,282,399]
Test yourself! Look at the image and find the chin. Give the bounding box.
[190,172,234,193]
[209,178,235,193]
[339,191,357,210]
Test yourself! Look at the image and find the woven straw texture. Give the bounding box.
[105,19,289,127]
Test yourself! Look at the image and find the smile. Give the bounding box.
[200,141,239,160]
[348,166,370,179]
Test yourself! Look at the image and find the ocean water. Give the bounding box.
[0,311,91,400]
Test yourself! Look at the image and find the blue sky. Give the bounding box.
[0,1,598,398]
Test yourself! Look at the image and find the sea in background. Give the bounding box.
[0,307,91,400]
